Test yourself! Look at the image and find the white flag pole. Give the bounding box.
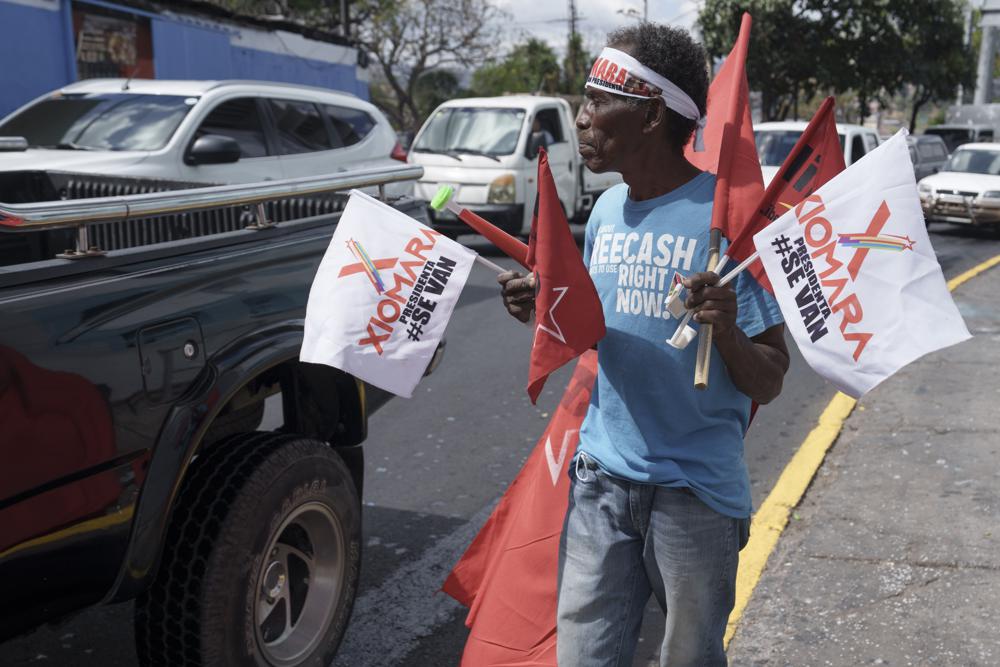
[717,250,758,287]
[475,255,507,273]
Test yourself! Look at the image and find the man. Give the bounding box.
[530,116,555,154]
[498,23,789,667]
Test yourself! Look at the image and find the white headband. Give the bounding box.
[586,47,706,151]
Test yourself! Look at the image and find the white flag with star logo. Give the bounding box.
[753,131,970,397]
[301,190,476,397]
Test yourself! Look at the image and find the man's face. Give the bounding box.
[575,86,648,174]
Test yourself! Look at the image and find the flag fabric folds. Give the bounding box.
[526,149,606,403]
[728,96,845,292]
[752,130,970,397]
[442,351,598,665]
[300,190,476,398]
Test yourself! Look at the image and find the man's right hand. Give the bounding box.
[498,270,537,323]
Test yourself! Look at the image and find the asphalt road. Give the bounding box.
[0,223,995,667]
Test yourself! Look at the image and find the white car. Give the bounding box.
[0,78,410,197]
[918,142,1000,233]
[754,121,881,186]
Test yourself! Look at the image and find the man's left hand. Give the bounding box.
[682,272,737,337]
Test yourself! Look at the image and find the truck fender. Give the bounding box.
[104,321,365,602]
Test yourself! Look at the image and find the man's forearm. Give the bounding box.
[713,325,788,404]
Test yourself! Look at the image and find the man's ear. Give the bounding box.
[642,98,668,137]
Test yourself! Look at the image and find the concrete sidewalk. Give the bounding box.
[728,263,1000,667]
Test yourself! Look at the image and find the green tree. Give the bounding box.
[699,0,819,121]
[807,0,909,123]
[353,0,505,132]
[471,38,562,96]
[412,70,463,119]
[699,0,971,126]
[562,32,591,94]
[897,0,973,131]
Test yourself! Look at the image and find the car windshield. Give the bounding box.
[0,93,196,151]
[413,107,526,157]
[944,148,1000,175]
[755,129,846,167]
[925,128,975,154]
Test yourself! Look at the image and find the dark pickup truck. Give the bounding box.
[0,165,428,666]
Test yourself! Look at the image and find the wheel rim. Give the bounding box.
[253,501,344,666]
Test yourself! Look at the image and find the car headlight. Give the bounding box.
[487,174,516,204]
[980,191,1000,199]
[917,183,934,196]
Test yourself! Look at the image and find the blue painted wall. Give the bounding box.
[151,19,234,80]
[0,0,367,120]
[0,1,75,118]
[152,18,367,100]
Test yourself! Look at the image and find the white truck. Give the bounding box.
[407,95,621,237]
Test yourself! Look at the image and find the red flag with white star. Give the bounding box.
[525,149,605,403]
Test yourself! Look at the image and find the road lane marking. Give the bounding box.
[333,499,498,666]
[725,251,1000,647]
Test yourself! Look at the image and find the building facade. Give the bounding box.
[0,0,368,118]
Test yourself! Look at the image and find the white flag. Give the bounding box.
[753,130,970,397]
[301,190,476,398]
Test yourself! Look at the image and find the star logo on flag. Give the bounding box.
[536,285,568,344]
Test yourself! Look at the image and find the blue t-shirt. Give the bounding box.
[580,174,783,518]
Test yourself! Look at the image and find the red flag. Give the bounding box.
[726,97,846,292]
[685,13,764,245]
[525,149,605,403]
[443,351,597,665]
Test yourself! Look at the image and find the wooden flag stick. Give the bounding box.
[694,229,722,390]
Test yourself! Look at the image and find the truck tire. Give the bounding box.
[135,433,361,667]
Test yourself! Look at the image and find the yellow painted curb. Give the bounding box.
[724,251,1000,648]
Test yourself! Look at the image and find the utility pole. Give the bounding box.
[976,0,1000,105]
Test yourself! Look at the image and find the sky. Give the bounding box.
[495,0,702,57]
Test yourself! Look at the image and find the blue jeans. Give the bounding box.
[557,454,749,667]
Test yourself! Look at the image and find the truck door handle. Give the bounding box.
[568,161,573,172]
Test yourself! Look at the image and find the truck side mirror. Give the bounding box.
[526,132,545,160]
[185,134,242,166]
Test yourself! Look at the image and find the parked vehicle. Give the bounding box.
[924,124,995,154]
[0,165,436,666]
[407,95,621,237]
[754,121,881,186]
[918,142,1000,234]
[908,134,950,181]
[0,78,411,198]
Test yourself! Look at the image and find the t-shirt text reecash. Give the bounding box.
[589,226,699,320]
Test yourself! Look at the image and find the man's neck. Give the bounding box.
[622,152,702,202]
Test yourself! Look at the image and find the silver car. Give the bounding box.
[0,78,411,196]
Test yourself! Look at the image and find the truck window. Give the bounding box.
[268,99,332,155]
[864,133,879,152]
[412,107,526,157]
[754,130,802,167]
[195,98,268,159]
[323,105,376,148]
[850,134,865,163]
[918,142,941,159]
[980,129,994,142]
[534,108,565,143]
